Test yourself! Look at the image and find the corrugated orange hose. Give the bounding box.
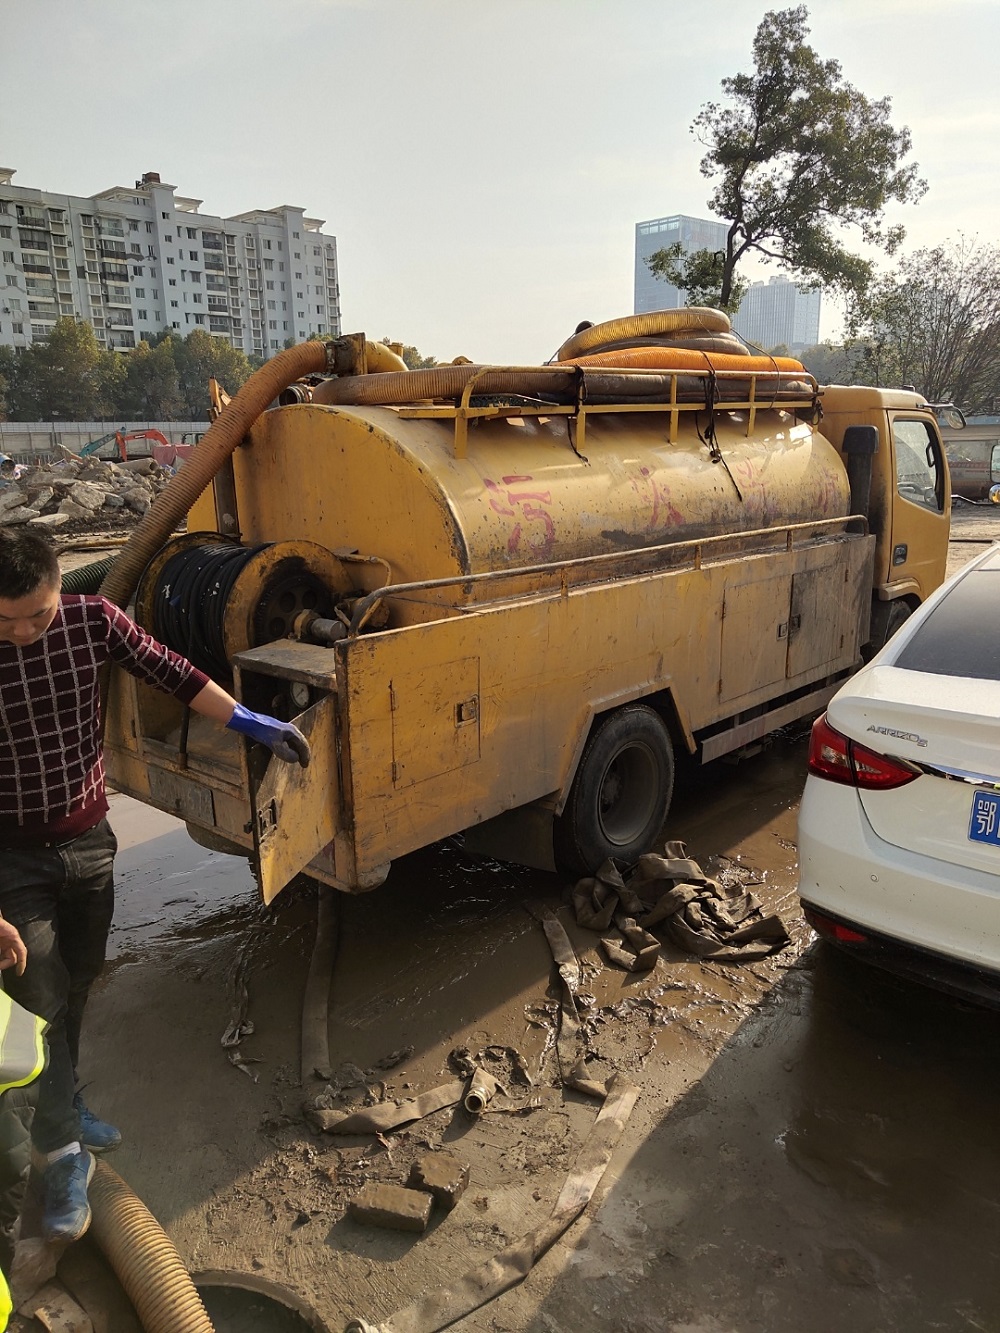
[565,347,806,373]
[555,308,731,361]
[89,1161,215,1332]
[99,340,333,609]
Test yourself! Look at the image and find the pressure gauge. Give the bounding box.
[289,681,311,711]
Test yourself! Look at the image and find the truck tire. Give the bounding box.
[554,705,674,877]
[863,598,913,661]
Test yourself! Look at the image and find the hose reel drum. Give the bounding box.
[135,534,357,703]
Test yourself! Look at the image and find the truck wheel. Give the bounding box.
[554,705,674,877]
[863,599,913,661]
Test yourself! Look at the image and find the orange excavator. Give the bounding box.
[80,429,193,468]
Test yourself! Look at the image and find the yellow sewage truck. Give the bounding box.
[98,309,951,901]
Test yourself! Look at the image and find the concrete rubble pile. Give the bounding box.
[0,450,174,533]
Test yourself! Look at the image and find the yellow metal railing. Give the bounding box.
[394,365,820,458]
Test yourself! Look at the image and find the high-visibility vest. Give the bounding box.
[0,989,46,1095]
[0,990,46,1329]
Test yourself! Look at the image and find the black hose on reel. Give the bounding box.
[152,542,270,679]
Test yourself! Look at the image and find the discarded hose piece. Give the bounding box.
[463,1067,500,1115]
[99,339,334,609]
[89,1160,215,1333]
[60,556,119,596]
[300,885,338,1085]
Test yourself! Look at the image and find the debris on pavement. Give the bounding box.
[0,449,174,535]
[463,1067,502,1115]
[573,841,790,967]
[407,1152,470,1212]
[348,1184,434,1234]
[343,1073,639,1333]
[306,1080,468,1135]
[16,1280,94,1333]
[536,908,607,1099]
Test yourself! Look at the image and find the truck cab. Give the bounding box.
[818,386,950,647]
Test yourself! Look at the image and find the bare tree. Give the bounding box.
[847,238,1000,409]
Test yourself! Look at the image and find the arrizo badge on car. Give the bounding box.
[866,725,928,748]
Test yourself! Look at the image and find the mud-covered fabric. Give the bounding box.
[572,841,790,969]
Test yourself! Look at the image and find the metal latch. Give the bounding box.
[247,799,278,839]
[456,697,479,726]
[777,615,802,641]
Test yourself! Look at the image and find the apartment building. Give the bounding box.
[634,214,822,351]
[0,169,341,359]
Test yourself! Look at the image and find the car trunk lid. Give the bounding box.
[830,668,1000,876]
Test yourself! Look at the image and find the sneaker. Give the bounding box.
[41,1149,95,1243]
[73,1092,122,1153]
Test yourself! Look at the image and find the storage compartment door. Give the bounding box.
[390,656,481,788]
[719,573,793,703]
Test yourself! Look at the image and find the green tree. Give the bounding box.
[7,319,124,421]
[117,339,185,420]
[0,345,18,421]
[649,6,925,310]
[798,342,859,385]
[846,238,1000,409]
[171,329,254,418]
[646,243,750,315]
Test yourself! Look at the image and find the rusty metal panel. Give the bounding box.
[787,536,875,678]
[147,768,216,825]
[719,572,792,703]
[248,692,341,904]
[339,567,719,881]
[390,657,481,788]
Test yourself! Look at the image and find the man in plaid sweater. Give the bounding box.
[0,527,309,1244]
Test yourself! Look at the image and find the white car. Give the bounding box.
[798,544,1000,1001]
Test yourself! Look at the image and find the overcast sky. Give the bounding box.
[3,0,998,363]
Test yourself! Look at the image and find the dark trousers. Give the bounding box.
[0,820,116,1153]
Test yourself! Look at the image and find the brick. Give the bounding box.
[348,1184,433,1233]
[408,1151,470,1212]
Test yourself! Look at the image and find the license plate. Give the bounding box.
[969,791,1000,846]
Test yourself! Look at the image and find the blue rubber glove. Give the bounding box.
[226,704,311,767]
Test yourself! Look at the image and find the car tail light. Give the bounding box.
[803,906,869,944]
[808,713,919,791]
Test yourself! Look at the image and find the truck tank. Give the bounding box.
[219,400,850,623]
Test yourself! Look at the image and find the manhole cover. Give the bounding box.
[195,1275,327,1333]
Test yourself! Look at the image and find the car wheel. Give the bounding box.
[554,705,674,877]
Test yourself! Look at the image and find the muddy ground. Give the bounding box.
[37,509,1000,1332]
